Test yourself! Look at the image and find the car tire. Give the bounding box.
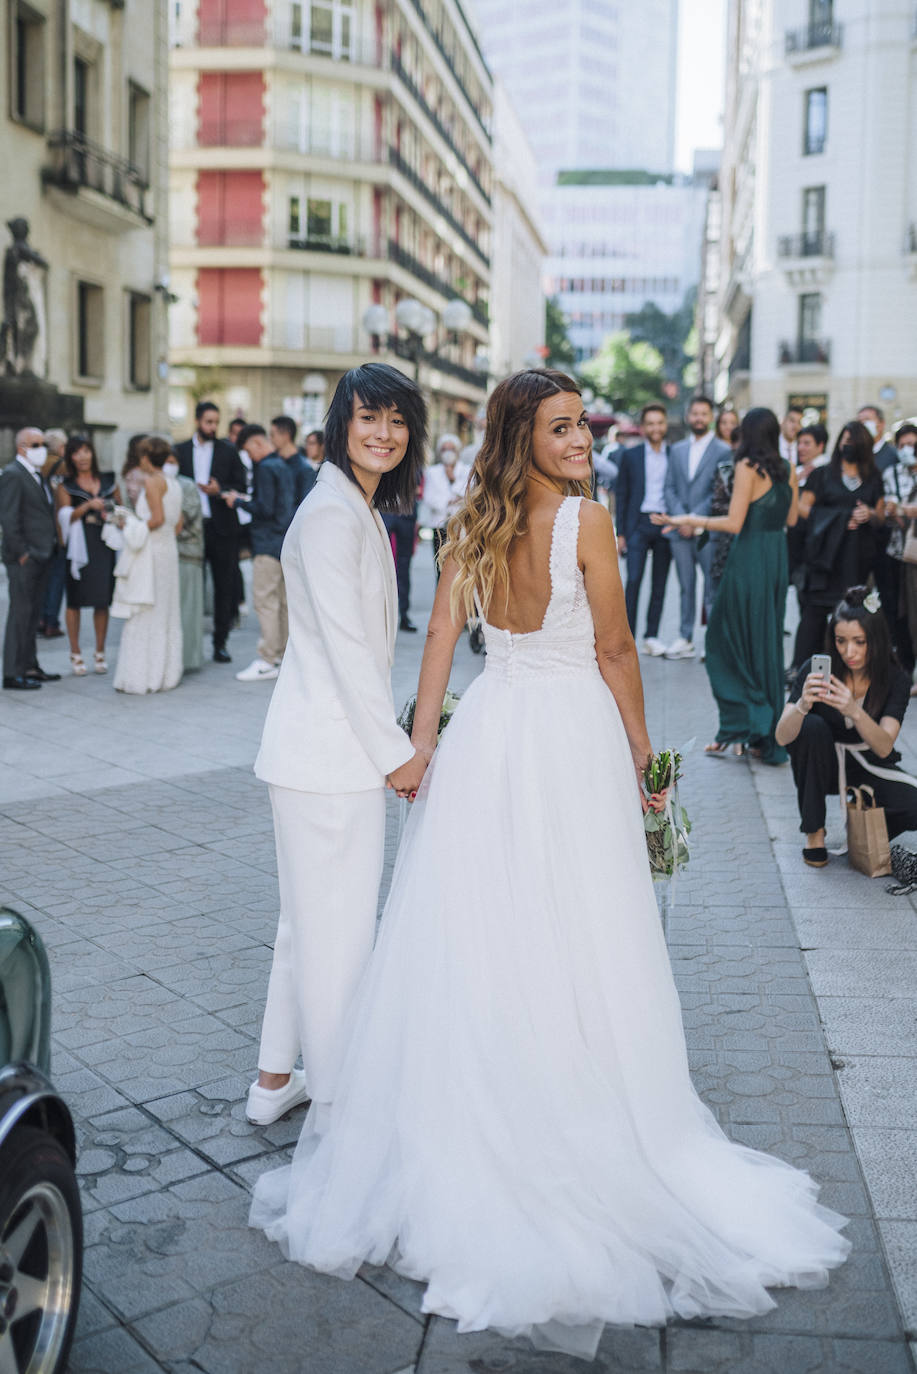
[0,1125,82,1374]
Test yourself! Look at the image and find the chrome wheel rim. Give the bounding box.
[0,1182,75,1374]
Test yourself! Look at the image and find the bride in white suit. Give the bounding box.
[246,364,429,1128]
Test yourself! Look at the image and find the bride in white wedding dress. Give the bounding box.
[250,369,849,1359]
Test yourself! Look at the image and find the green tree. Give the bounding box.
[544,297,576,371]
[579,333,665,413]
[625,289,697,398]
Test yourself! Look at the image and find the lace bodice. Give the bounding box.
[482,497,597,681]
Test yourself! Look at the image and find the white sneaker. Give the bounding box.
[664,637,696,659]
[245,1068,309,1125]
[235,657,279,682]
[641,637,667,657]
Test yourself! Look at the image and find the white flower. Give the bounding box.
[864,590,881,614]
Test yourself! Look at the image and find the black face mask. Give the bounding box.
[839,444,856,461]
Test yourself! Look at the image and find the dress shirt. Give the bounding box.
[16,454,50,500]
[236,448,253,526]
[687,431,714,480]
[192,436,214,519]
[640,444,669,512]
[779,435,798,467]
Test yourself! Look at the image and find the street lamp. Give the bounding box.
[362,296,475,384]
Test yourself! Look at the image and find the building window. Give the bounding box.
[289,195,302,237]
[128,82,151,182]
[803,88,827,155]
[809,0,833,26]
[802,186,826,252]
[296,0,354,59]
[798,292,822,359]
[307,198,333,240]
[11,2,46,130]
[126,292,152,390]
[76,281,104,382]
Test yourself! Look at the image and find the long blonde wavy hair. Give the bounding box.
[441,369,592,623]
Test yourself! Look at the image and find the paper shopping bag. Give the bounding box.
[846,785,892,878]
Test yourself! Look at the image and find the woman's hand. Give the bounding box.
[819,674,855,715]
[799,671,829,711]
[848,501,871,530]
[387,749,429,800]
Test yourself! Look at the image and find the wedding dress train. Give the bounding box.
[250,497,849,1359]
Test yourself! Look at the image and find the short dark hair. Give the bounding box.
[138,436,174,469]
[228,416,246,432]
[62,433,100,481]
[799,422,828,449]
[858,403,884,422]
[236,423,267,448]
[640,403,667,423]
[687,393,714,411]
[306,429,324,445]
[195,400,219,421]
[895,423,917,446]
[270,415,297,442]
[785,404,804,417]
[323,363,427,514]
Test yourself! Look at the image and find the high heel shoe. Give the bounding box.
[70,652,88,677]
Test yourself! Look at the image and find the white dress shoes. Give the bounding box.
[245,1068,309,1125]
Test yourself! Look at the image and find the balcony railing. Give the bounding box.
[404,0,492,141]
[778,339,831,366]
[198,118,264,148]
[388,240,489,322]
[388,147,490,267]
[389,334,486,389]
[42,130,151,221]
[785,21,843,54]
[288,234,367,255]
[197,19,266,45]
[391,52,491,205]
[777,230,835,258]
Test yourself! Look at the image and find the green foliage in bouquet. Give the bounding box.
[397,691,461,740]
[642,750,691,881]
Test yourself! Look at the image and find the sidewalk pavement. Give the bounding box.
[1,544,917,1373]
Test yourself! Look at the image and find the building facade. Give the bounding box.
[715,0,917,431]
[1,0,170,463]
[168,0,494,437]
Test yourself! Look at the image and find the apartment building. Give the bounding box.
[1,0,170,462]
[168,0,494,436]
[715,0,917,430]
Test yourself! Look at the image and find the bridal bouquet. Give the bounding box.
[642,750,691,882]
[397,690,461,740]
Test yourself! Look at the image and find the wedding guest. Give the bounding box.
[383,488,420,633]
[881,423,917,684]
[227,417,247,447]
[715,408,739,446]
[112,436,183,694]
[121,434,148,512]
[245,363,425,1128]
[417,433,470,577]
[175,401,247,663]
[0,427,61,689]
[661,394,732,658]
[793,421,885,670]
[858,404,899,474]
[38,428,69,638]
[270,415,316,509]
[55,434,120,675]
[660,407,798,762]
[776,586,917,866]
[166,450,205,673]
[228,424,295,683]
[614,403,673,655]
[304,429,324,472]
[779,405,803,467]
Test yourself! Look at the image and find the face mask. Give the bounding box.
[839,443,856,461]
[24,445,47,468]
[862,419,878,439]
[899,446,915,462]
[163,461,179,478]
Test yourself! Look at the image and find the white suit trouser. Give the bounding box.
[258,784,386,1106]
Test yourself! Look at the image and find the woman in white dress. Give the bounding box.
[113,436,183,694]
[251,369,849,1358]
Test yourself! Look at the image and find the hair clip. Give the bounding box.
[863,589,881,614]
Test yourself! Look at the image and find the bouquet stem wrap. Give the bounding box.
[642,750,691,897]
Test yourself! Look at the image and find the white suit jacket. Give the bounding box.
[254,460,415,793]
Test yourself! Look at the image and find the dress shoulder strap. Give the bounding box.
[545,496,584,623]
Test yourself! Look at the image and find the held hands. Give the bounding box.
[650,512,695,536]
[387,747,432,801]
[222,490,239,509]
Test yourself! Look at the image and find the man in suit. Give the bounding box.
[660,394,732,659]
[175,400,248,662]
[269,414,317,510]
[0,427,63,689]
[614,403,673,656]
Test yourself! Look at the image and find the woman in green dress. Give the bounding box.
[658,408,799,762]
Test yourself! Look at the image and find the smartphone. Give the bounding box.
[810,654,832,682]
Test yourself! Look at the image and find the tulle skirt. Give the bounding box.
[250,663,849,1359]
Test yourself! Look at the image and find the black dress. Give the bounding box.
[63,475,117,610]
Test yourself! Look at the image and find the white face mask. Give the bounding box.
[163,461,179,478]
[23,444,47,468]
[899,446,916,462]
[863,419,878,439]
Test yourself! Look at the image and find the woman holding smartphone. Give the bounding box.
[775,586,917,867]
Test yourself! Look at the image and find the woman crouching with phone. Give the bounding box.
[775,586,917,867]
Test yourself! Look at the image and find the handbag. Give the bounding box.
[901,520,917,565]
[846,785,892,878]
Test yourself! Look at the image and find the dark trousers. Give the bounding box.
[41,547,66,629]
[789,712,917,837]
[624,514,672,638]
[203,521,239,649]
[383,513,416,617]
[432,527,448,581]
[4,556,50,677]
[793,599,831,670]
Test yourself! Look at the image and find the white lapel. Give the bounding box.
[317,463,398,659]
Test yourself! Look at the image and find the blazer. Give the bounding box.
[238,453,294,560]
[282,449,317,509]
[174,437,247,537]
[0,459,57,564]
[663,434,733,525]
[254,460,415,793]
[614,443,671,541]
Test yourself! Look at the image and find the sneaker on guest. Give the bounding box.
[235,657,279,682]
[664,637,695,659]
[641,637,667,657]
